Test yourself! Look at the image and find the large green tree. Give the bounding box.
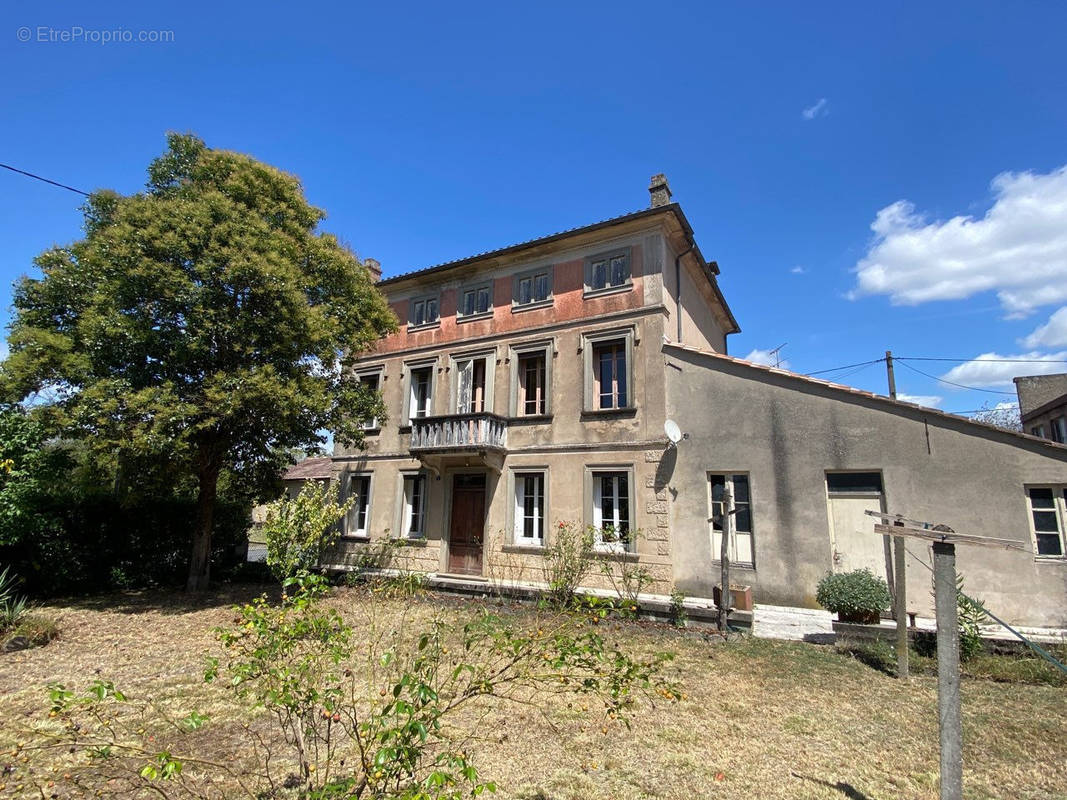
[2,134,396,590]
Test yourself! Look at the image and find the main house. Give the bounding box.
[308,176,1066,628]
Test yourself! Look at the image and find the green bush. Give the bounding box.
[263,481,353,581]
[816,569,891,620]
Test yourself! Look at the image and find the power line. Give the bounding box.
[896,360,1018,395]
[0,162,89,197]
[805,357,886,376]
[898,356,1067,364]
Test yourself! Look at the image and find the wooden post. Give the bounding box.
[932,541,963,800]
[718,486,733,632]
[893,532,909,678]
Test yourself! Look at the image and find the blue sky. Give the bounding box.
[3,1,1067,416]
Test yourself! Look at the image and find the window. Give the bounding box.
[514,472,545,545]
[402,474,427,538]
[826,472,884,494]
[518,352,546,415]
[591,471,631,552]
[1052,417,1067,444]
[594,341,627,410]
[581,330,634,413]
[409,295,439,328]
[407,365,434,423]
[345,475,372,538]
[456,357,487,413]
[358,371,382,430]
[451,351,496,415]
[514,267,553,308]
[1026,486,1066,557]
[459,283,492,318]
[585,249,631,295]
[1031,425,1047,439]
[710,473,754,567]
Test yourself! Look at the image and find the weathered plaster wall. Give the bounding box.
[664,344,1067,627]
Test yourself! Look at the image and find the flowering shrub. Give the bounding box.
[263,480,352,580]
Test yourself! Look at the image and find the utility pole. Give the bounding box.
[932,540,962,800]
[885,350,897,399]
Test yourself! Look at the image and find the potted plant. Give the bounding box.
[815,569,890,624]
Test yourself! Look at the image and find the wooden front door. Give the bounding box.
[448,474,486,575]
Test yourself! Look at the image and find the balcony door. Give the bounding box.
[456,357,487,414]
[448,473,486,575]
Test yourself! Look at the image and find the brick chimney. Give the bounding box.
[364,257,382,283]
[649,173,672,208]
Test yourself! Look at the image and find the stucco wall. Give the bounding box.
[664,344,1067,627]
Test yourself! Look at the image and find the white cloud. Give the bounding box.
[802,98,828,120]
[1022,306,1067,348]
[896,393,943,408]
[850,165,1067,317]
[744,348,790,369]
[940,351,1067,388]
[790,265,806,274]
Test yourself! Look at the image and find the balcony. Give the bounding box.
[409,412,509,455]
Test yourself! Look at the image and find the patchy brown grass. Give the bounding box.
[0,585,1064,800]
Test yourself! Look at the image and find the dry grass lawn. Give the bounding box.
[0,584,1064,800]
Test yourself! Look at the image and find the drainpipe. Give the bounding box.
[674,245,693,344]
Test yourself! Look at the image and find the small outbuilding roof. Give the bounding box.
[282,457,334,480]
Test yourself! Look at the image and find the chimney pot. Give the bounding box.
[649,173,672,208]
[364,258,382,282]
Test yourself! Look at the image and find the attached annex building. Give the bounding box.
[306,176,1066,628]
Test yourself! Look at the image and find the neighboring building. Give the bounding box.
[1015,374,1067,444]
[294,176,1065,627]
[247,457,334,562]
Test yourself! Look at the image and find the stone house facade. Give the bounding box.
[306,176,1066,627]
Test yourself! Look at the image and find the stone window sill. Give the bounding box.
[511,299,554,314]
[456,311,493,324]
[583,283,633,300]
[502,544,545,554]
[581,407,637,420]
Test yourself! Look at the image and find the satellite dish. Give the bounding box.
[664,419,682,445]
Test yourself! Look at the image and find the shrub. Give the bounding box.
[669,586,688,628]
[816,569,891,622]
[956,575,990,662]
[0,564,29,631]
[541,521,595,608]
[263,481,353,580]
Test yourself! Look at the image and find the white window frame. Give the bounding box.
[584,247,632,297]
[511,469,547,546]
[450,349,497,415]
[356,367,384,430]
[403,359,437,425]
[1025,485,1067,559]
[1030,424,1047,439]
[458,281,493,320]
[708,472,755,568]
[344,473,373,539]
[587,467,634,553]
[400,472,428,539]
[408,294,440,329]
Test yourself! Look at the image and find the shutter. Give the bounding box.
[458,360,473,413]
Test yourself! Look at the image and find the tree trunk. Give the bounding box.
[186,456,220,592]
